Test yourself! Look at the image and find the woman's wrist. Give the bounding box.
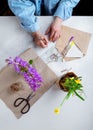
[31,31,45,42]
[31,31,40,38]
[54,16,63,24]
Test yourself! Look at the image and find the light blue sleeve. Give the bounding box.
[54,0,80,20]
[8,0,39,32]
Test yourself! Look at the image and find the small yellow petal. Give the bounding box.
[75,79,81,84]
[54,108,60,114]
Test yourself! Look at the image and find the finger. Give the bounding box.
[34,35,48,48]
[49,31,55,41]
[40,40,48,48]
[45,27,51,35]
[52,33,60,42]
[42,37,48,45]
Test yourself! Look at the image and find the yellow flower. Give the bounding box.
[75,79,81,84]
[54,108,60,114]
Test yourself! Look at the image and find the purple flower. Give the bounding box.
[6,57,14,65]
[6,56,43,91]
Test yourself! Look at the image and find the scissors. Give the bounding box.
[14,92,35,114]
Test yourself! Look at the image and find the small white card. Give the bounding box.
[40,44,62,64]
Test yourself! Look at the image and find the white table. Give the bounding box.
[0,16,93,130]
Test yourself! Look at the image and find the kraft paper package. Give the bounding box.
[0,48,58,119]
[56,25,92,61]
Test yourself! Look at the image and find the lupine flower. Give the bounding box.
[6,56,43,91]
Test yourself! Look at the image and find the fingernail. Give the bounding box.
[50,38,52,42]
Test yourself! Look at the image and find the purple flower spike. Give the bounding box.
[6,56,43,91]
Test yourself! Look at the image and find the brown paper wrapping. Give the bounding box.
[56,25,92,61]
[0,48,58,118]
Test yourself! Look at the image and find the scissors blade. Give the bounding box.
[27,92,35,101]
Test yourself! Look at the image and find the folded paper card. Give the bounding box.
[0,48,58,118]
[56,25,92,61]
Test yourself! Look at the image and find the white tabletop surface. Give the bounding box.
[0,16,93,130]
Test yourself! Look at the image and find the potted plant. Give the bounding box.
[54,72,85,114]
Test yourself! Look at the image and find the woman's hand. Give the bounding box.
[31,31,48,48]
[45,16,63,42]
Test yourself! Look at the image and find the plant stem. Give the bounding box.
[59,92,71,107]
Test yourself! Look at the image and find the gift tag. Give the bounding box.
[40,44,62,64]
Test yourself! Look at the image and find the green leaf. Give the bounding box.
[29,59,33,65]
[74,90,85,101]
[60,90,72,107]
